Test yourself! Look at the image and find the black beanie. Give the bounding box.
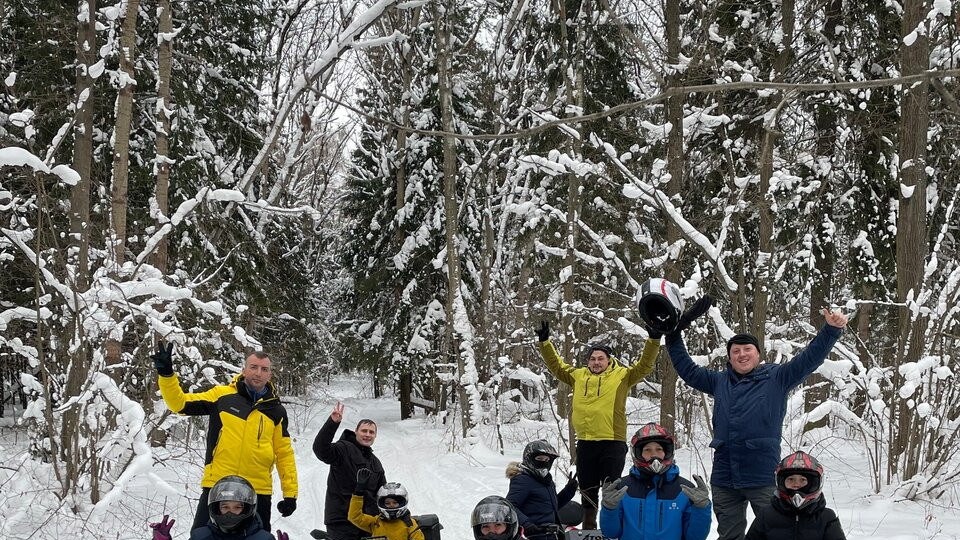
[726,333,760,356]
[588,343,613,358]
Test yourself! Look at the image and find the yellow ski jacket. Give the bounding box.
[158,373,298,497]
[538,339,659,441]
[348,494,425,540]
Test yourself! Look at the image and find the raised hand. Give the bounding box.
[681,474,711,508]
[277,530,290,540]
[331,401,345,423]
[823,308,848,329]
[600,479,628,510]
[674,296,713,333]
[356,467,373,491]
[535,321,551,342]
[151,342,174,376]
[149,515,175,540]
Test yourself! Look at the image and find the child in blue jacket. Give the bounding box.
[599,423,711,540]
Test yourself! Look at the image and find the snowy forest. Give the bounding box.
[1,0,960,538]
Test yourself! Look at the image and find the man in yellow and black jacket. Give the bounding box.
[153,343,298,533]
[535,322,660,530]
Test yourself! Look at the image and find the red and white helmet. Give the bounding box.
[775,451,824,510]
[630,423,675,474]
[638,278,685,335]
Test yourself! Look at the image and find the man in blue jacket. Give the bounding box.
[666,302,847,540]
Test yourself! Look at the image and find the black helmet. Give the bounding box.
[471,496,520,540]
[775,451,824,510]
[521,440,559,478]
[377,482,410,519]
[208,475,257,533]
[638,278,685,335]
[630,423,675,475]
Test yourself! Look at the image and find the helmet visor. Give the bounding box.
[471,503,513,527]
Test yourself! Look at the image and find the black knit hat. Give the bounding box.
[588,343,613,358]
[726,333,760,357]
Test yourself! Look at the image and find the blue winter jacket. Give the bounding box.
[667,324,842,489]
[599,465,711,540]
[190,515,274,540]
[505,462,578,540]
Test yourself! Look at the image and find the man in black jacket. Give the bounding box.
[314,402,387,540]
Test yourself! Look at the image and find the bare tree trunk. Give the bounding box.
[110,0,140,265]
[152,0,172,273]
[659,0,682,434]
[434,1,470,436]
[62,0,97,499]
[752,0,794,346]
[890,0,930,482]
[803,0,841,433]
[392,8,419,420]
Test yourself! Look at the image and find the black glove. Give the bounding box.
[646,326,663,340]
[401,514,414,527]
[524,524,543,536]
[536,321,550,342]
[667,296,713,341]
[355,467,373,492]
[151,343,174,376]
[564,475,578,491]
[276,497,297,517]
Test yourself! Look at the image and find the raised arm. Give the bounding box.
[313,403,345,464]
[666,336,719,395]
[626,338,660,385]
[157,374,226,415]
[775,309,845,390]
[536,322,577,386]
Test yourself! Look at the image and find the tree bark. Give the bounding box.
[434,1,470,436]
[659,0,682,434]
[110,0,140,265]
[152,0,172,273]
[890,0,930,481]
[803,0,841,433]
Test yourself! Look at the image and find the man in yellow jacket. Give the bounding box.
[536,322,660,529]
[153,343,298,532]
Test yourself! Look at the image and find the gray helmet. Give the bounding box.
[208,475,257,533]
[471,496,520,540]
[522,440,559,479]
[377,482,410,519]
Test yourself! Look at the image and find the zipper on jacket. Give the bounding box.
[597,376,602,396]
[258,416,264,446]
[658,501,663,530]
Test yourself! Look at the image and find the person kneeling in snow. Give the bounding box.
[149,476,288,540]
[745,451,846,540]
[599,423,711,540]
[472,496,524,540]
[506,440,578,540]
[348,469,425,540]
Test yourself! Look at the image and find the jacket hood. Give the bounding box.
[584,356,623,376]
[506,461,553,483]
[232,373,280,403]
[340,428,374,454]
[506,461,522,478]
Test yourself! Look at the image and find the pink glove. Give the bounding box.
[149,515,176,540]
[277,530,290,540]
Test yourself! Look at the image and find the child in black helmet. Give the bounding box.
[348,469,425,540]
[149,476,288,540]
[472,496,522,540]
[745,451,846,540]
[506,440,578,540]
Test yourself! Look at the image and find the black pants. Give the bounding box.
[576,439,627,510]
[192,487,273,532]
[326,521,368,540]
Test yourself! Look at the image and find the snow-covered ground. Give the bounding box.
[1,376,958,539]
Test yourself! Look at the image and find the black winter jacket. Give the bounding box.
[313,417,386,527]
[745,495,846,540]
[505,462,577,540]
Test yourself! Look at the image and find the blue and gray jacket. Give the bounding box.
[667,324,842,488]
[599,465,711,540]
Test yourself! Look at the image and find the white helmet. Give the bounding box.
[377,482,410,519]
[637,278,685,335]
